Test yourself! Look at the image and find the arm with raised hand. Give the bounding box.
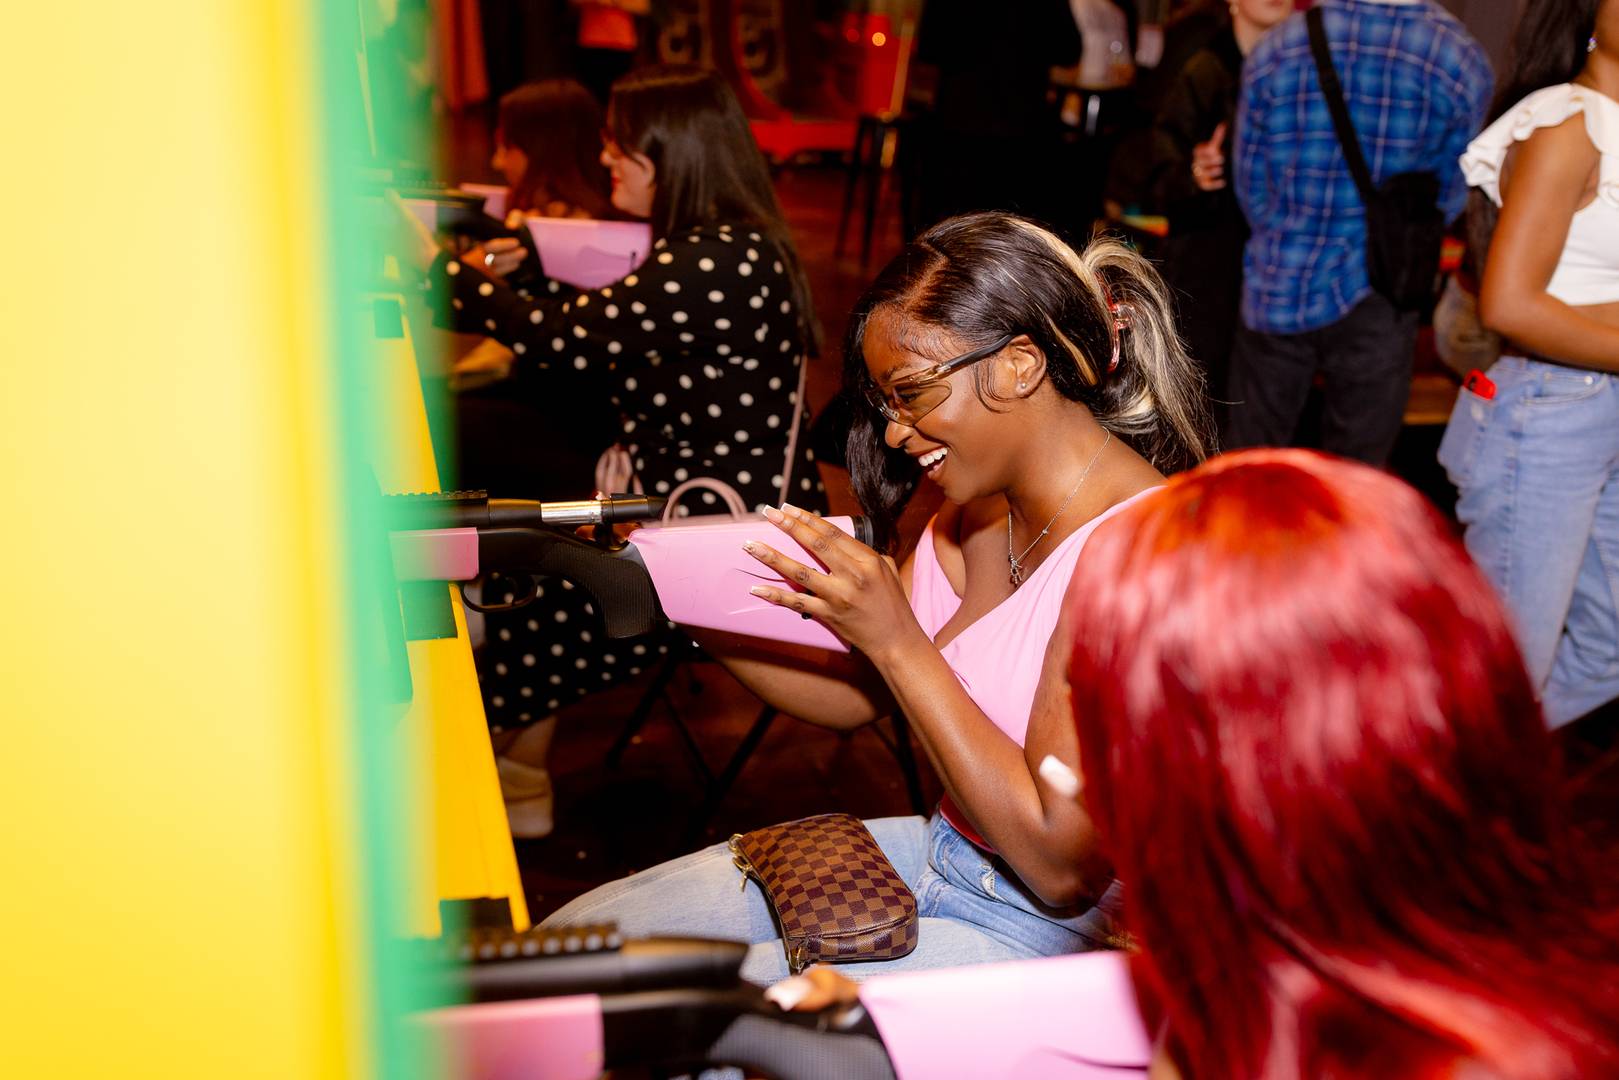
[742,505,1106,905]
[687,515,929,732]
[690,626,896,732]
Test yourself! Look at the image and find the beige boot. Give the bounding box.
[492,716,557,839]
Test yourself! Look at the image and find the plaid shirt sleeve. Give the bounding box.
[1434,33,1494,220]
[1233,40,1277,231]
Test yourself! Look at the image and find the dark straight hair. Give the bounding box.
[843,212,1214,549]
[605,64,820,353]
[497,78,613,219]
[1468,0,1602,272]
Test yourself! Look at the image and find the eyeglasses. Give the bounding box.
[863,333,1015,426]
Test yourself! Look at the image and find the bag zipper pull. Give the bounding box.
[728,834,751,891]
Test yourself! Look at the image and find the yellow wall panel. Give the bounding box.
[366,299,530,937]
[1,4,382,1077]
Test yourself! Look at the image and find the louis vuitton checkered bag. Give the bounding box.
[728,813,919,975]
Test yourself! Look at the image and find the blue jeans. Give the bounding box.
[541,814,1122,984]
[1438,356,1619,727]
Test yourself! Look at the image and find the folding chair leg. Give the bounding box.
[665,709,716,787]
[860,127,886,267]
[604,653,683,768]
[835,119,870,258]
[684,706,778,842]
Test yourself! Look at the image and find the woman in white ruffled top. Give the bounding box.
[1438,0,1619,729]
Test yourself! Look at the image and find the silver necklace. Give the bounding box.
[1007,431,1112,587]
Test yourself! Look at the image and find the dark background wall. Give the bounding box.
[1440,0,1527,74]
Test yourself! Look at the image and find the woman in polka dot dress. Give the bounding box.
[416,65,826,835]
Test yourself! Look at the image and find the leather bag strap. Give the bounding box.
[1307,6,1377,204]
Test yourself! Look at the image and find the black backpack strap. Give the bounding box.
[1306,6,1376,203]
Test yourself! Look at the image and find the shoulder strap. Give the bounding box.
[1306,6,1376,202]
[775,356,809,507]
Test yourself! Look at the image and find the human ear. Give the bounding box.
[1005,334,1047,398]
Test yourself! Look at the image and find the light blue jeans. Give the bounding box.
[541,814,1122,984]
[1438,356,1619,727]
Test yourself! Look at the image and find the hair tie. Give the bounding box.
[1108,300,1134,373]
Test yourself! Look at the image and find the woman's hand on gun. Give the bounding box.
[463,237,529,279]
[573,492,644,543]
[742,504,925,663]
[763,966,860,1012]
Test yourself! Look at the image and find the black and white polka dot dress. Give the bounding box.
[433,222,827,730]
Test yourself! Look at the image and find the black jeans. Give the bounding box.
[1224,292,1419,466]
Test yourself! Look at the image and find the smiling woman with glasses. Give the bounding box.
[541,211,1216,984]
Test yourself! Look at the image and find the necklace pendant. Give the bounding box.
[1003,431,1112,593]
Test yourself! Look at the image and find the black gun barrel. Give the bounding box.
[384,490,667,531]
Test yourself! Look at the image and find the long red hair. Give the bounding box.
[1066,449,1619,1078]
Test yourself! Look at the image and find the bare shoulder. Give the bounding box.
[1090,436,1169,513]
[1501,112,1603,206]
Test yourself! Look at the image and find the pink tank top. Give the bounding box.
[909,489,1158,848]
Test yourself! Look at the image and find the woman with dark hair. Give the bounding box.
[449,78,614,509]
[403,64,824,837]
[1064,449,1619,1078]
[541,211,1213,983]
[1438,0,1619,728]
[490,78,613,220]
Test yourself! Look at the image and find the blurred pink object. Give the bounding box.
[420,993,604,1080]
[524,217,652,289]
[402,198,440,234]
[460,182,510,220]
[389,527,479,582]
[860,952,1151,1079]
[628,515,860,651]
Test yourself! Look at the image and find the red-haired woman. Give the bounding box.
[1063,449,1619,1078]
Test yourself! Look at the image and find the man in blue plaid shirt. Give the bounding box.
[1227,0,1491,465]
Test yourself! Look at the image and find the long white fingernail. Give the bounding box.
[1038,754,1081,797]
[764,976,813,1010]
